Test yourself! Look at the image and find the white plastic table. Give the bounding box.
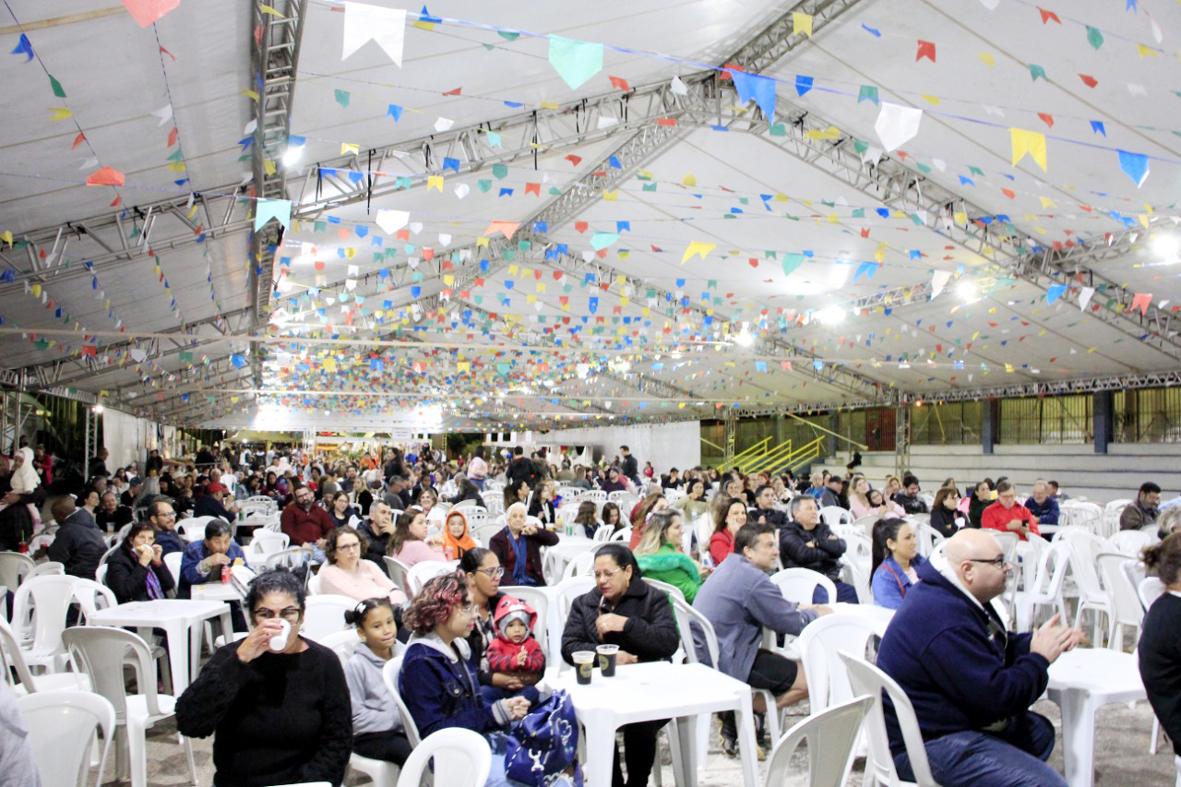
[543,536,597,584]
[189,582,242,603]
[89,599,232,692]
[1046,648,1146,787]
[553,661,758,787]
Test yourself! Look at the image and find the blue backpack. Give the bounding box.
[503,690,582,786]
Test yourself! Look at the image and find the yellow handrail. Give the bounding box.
[718,435,771,471]
[738,438,794,475]
[785,437,825,472]
[699,437,724,453]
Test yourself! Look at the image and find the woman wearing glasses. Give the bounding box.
[177,569,352,787]
[319,526,407,605]
[561,543,679,787]
[460,548,542,703]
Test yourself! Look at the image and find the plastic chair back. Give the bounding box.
[1096,553,1144,628]
[1139,577,1166,611]
[28,561,65,578]
[0,551,36,590]
[668,593,718,667]
[1108,529,1154,556]
[19,690,115,787]
[319,629,360,667]
[302,595,356,641]
[0,616,40,691]
[62,626,164,723]
[841,652,939,787]
[71,578,118,623]
[407,560,457,597]
[266,547,313,572]
[771,567,837,606]
[307,573,322,595]
[764,695,873,787]
[643,577,685,603]
[563,549,597,580]
[798,614,888,713]
[383,556,410,591]
[499,585,550,666]
[397,727,492,787]
[11,575,77,656]
[162,551,183,587]
[819,506,853,528]
[383,656,423,746]
[252,529,290,557]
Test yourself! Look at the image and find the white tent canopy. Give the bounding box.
[1,0,1178,432]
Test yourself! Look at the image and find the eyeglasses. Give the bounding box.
[966,555,1010,568]
[253,607,302,621]
[476,566,505,578]
[154,512,177,519]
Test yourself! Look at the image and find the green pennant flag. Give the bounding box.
[48,74,65,98]
[782,253,806,277]
[1086,26,1103,50]
[857,85,879,105]
[1029,64,1046,82]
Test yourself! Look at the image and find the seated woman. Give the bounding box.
[387,507,447,568]
[326,491,360,530]
[441,509,478,561]
[710,498,747,568]
[627,491,667,550]
[528,479,558,528]
[572,500,601,539]
[849,477,902,520]
[319,526,407,605]
[672,478,710,522]
[929,486,966,538]
[450,474,486,509]
[968,478,995,529]
[105,522,176,603]
[562,544,679,787]
[634,510,704,602]
[1138,534,1181,774]
[601,501,624,535]
[343,598,411,767]
[870,518,925,610]
[176,569,351,787]
[502,479,531,513]
[489,502,558,587]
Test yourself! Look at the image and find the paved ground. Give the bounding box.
[112,693,1174,785]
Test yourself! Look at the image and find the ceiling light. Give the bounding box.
[955,280,978,302]
[815,305,846,326]
[1150,233,1181,263]
[281,145,304,168]
[733,324,755,348]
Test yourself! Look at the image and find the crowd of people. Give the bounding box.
[3,433,1180,787]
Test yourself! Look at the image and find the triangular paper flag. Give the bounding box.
[782,253,806,277]
[122,0,181,28]
[930,270,952,299]
[591,232,619,250]
[792,11,813,37]
[874,103,922,152]
[1078,286,1095,311]
[729,70,777,121]
[1009,128,1047,172]
[1117,150,1150,187]
[85,166,126,187]
[376,209,409,234]
[342,2,406,66]
[548,36,603,90]
[483,220,520,238]
[254,198,291,230]
[681,241,715,263]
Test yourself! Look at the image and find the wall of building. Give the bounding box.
[538,420,701,475]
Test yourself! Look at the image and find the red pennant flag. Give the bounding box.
[442,86,462,96]
[655,117,678,126]
[524,182,540,196]
[167,127,178,146]
[574,221,589,233]
[1037,112,1054,128]
[72,132,87,150]
[916,40,937,62]
[85,166,125,187]
[1078,73,1097,88]
[608,75,630,91]
[564,154,582,166]
[110,196,122,207]
[1001,188,1016,199]
[159,45,176,61]
[1038,7,1061,23]
[1131,292,1153,316]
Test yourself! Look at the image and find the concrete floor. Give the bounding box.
[111,694,1175,786]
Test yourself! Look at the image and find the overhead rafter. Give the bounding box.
[249,0,309,389]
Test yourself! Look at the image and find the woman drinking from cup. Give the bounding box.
[105,522,175,603]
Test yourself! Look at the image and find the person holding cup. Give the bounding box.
[561,543,679,787]
[104,522,175,603]
[176,569,353,787]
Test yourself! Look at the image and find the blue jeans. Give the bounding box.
[895,712,1066,787]
[812,580,860,604]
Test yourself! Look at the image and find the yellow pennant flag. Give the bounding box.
[1010,127,1047,172]
[1,230,12,246]
[259,4,284,17]
[426,175,444,191]
[1038,196,1056,209]
[792,11,813,37]
[681,240,716,264]
[340,142,360,155]
[49,107,72,121]
[978,52,996,66]
[602,190,619,201]
[263,159,276,176]
[682,173,697,187]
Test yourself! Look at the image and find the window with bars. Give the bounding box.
[998,395,1091,444]
[910,401,983,445]
[1115,388,1181,442]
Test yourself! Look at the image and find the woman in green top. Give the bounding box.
[672,478,710,522]
[633,509,705,603]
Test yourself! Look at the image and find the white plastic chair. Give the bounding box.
[798,614,891,715]
[1139,576,1165,611]
[551,575,595,663]
[563,549,597,580]
[1096,553,1145,650]
[592,524,616,542]
[302,595,356,641]
[175,516,216,542]
[764,695,874,787]
[1058,529,1114,642]
[819,506,853,528]
[1014,539,1071,631]
[609,526,632,543]
[19,690,115,787]
[382,656,423,747]
[62,626,197,787]
[474,522,502,548]
[0,550,36,595]
[1103,500,1133,537]
[841,652,941,787]
[499,585,551,670]
[397,727,492,787]
[406,560,458,597]
[10,574,78,672]
[583,490,607,503]
[0,617,90,695]
[384,556,410,592]
[251,529,289,558]
[307,573,322,595]
[28,561,65,578]
[163,551,183,587]
[770,567,837,606]
[1108,529,1154,556]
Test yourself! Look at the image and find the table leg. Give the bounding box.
[671,716,697,787]
[582,717,617,787]
[164,621,191,695]
[1054,688,1096,787]
[734,693,759,787]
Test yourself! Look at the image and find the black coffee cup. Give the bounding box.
[597,644,618,677]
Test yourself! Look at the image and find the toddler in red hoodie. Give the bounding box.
[485,595,546,687]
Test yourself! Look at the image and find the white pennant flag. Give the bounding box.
[375,209,409,235]
[342,2,406,66]
[1078,286,1095,311]
[874,103,923,152]
[150,104,173,126]
[930,270,952,299]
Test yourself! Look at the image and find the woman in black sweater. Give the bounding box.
[105,522,176,603]
[1138,534,1181,765]
[561,544,679,787]
[177,569,352,787]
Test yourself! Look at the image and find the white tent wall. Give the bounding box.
[102,409,157,471]
[539,420,701,476]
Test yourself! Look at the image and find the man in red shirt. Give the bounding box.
[280,483,334,553]
[981,480,1040,541]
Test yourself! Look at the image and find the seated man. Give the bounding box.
[819,474,845,510]
[178,518,249,630]
[694,522,826,756]
[876,529,1080,787]
[46,498,107,580]
[1121,481,1161,531]
[148,499,185,556]
[748,484,787,529]
[1023,480,1059,528]
[95,492,134,533]
[779,496,858,603]
[892,474,929,515]
[981,480,1040,542]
